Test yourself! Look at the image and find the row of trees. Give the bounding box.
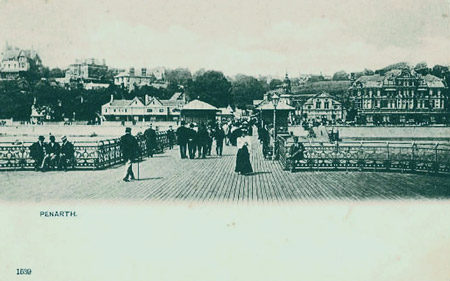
[0,68,269,121]
[1,62,449,121]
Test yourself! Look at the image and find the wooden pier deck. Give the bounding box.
[1,136,450,202]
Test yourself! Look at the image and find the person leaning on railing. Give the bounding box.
[289,136,305,172]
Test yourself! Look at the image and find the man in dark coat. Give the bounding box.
[120,127,140,182]
[214,126,225,156]
[289,136,305,172]
[167,125,176,150]
[259,126,270,159]
[42,135,60,171]
[196,123,209,159]
[29,135,46,171]
[176,121,188,159]
[58,135,75,171]
[144,124,157,157]
[187,123,197,159]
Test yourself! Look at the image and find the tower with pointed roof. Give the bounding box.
[282,73,291,94]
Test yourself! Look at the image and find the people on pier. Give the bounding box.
[187,123,197,159]
[214,125,225,156]
[167,125,176,150]
[59,136,75,171]
[176,121,189,159]
[42,135,60,171]
[235,129,253,175]
[258,125,270,159]
[289,136,305,172]
[144,124,157,157]
[120,127,140,182]
[29,135,46,171]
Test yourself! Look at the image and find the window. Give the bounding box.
[159,109,164,113]
[324,102,329,109]
[147,109,153,112]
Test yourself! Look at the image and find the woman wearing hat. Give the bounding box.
[235,129,253,175]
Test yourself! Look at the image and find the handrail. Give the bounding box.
[276,135,450,174]
[0,131,170,171]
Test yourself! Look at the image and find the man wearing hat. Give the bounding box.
[59,136,75,171]
[187,123,198,159]
[42,135,60,171]
[120,127,140,182]
[176,121,189,159]
[289,136,305,172]
[29,136,46,171]
[144,123,157,157]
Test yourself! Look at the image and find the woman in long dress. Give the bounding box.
[235,129,253,175]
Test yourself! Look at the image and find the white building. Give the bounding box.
[114,67,166,91]
[101,92,186,122]
[302,92,345,122]
[0,44,42,79]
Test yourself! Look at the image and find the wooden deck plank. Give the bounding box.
[1,134,450,202]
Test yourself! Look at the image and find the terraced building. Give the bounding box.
[349,68,449,124]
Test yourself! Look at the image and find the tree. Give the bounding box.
[431,65,449,79]
[231,75,266,108]
[165,68,192,86]
[332,70,349,81]
[269,79,283,90]
[49,68,65,78]
[188,70,232,107]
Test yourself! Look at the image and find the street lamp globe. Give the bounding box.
[272,93,280,108]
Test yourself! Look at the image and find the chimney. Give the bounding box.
[110,94,114,104]
[130,67,135,76]
[145,94,149,105]
[142,68,147,77]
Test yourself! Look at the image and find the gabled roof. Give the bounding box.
[130,96,145,106]
[182,99,218,110]
[146,96,164,106]
[303,92,341,105]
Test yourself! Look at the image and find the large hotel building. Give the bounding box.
[350,68,449,124]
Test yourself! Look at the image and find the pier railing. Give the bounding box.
[277,135,450,174]
[0,131,169,171]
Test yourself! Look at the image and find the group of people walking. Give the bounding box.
[118,120,257,181]
[29,135,75,171]
[175,121,226,159]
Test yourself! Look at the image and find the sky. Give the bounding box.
[0,0,449,77]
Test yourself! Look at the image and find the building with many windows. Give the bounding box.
[65,58,108,82]
[114,67,166,91]
[0,44,42,80]
[302,92,344,122]
[350,68,449,124]
[101,92,186,122]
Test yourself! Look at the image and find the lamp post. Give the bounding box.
[272,93,280,161]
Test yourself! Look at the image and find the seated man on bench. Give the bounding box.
[58,136,75,171]
[289,136,305,172]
